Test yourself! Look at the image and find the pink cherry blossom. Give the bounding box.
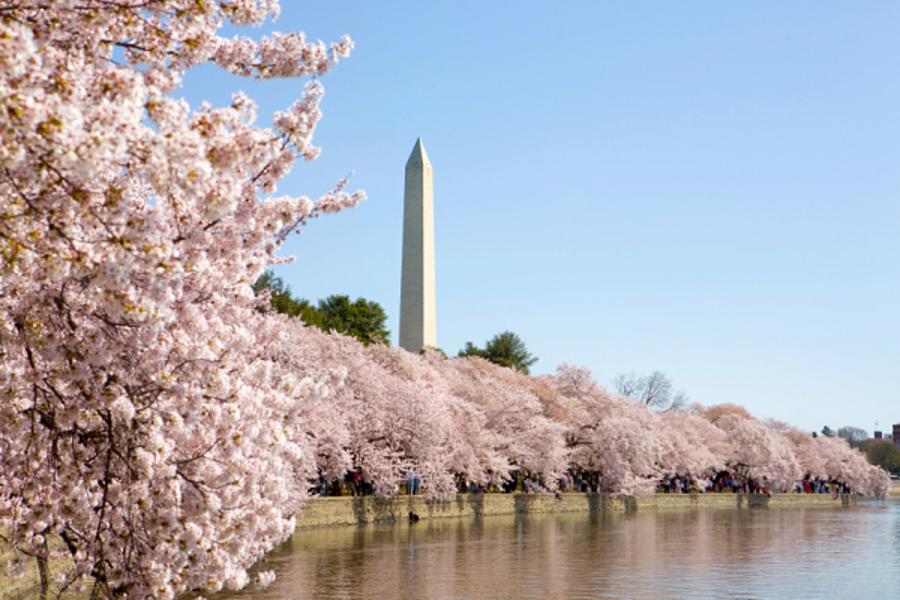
[0,2,359,597]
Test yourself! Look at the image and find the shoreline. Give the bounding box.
[296,491,864,529]
[1,491,889,599]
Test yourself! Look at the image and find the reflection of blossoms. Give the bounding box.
[257,569,277,589]
[6,556,26,579]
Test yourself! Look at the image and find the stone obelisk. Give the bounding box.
[399,138,437,353]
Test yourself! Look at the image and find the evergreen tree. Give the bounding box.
[254,271,389,345]
[458,330,538,374]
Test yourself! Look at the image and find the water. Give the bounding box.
[224,498,900,599]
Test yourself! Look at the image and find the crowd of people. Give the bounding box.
[657,471,853,496]
[314,467,857,498]
[794,476,852,495]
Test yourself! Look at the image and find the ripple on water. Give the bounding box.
[218,499,900,600]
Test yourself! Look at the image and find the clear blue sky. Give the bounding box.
[180,2,900,434]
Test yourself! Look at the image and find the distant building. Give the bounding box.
[894,424,900,446]
[874,431,883,440]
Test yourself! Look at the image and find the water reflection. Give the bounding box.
[223,500,900,599]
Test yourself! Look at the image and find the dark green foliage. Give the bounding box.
[458,330,538,375]
[459,342,484,359]
[859,440,900,475]
[254,271,389,346]
[315,294,390,346]
[253,271,320,324]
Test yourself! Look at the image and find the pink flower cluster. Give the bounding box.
[0,2,360,597]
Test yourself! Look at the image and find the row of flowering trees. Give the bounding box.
[0,2,890,598]
[289,333,888,502]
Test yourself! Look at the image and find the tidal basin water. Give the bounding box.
[224,498,900,600]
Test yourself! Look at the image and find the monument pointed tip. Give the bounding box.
[406,137,431,167]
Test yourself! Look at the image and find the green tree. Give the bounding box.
[316,294,390,346]
[821,425,836,438]
[860,440,900,475]
[458,330,538,374]
[254,272,389,346]
[253,271,320,324]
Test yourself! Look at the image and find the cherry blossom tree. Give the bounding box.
[658,409,730,479]
[328,337,459,496]
[547,365,667,494]
[815,435,890,497]
[1,2,361,597]
[427,354,569,488]
[781,426,828,480]
[702,411,802,490]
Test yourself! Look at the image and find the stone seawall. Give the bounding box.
[296,492,857,529]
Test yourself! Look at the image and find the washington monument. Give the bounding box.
[399,138,437,353]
